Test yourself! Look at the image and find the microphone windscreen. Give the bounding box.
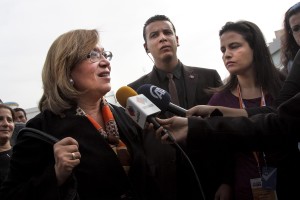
[116,86,138,108]
[137,84,171,113]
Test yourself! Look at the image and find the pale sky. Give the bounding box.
[0,0,298,109]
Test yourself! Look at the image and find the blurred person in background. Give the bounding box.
[281,2,300,74]
[13,108,27,123]
[0,104,15,186]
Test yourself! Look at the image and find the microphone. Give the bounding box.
[115,86,171,138]
[117,86,205,199]
[136,84,187,117]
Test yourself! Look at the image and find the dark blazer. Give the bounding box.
[129,62,222,108]
[128,61,223,200]
[0,104,162,200]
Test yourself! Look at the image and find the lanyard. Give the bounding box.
[237,84,267,177]
[236,84,266,109]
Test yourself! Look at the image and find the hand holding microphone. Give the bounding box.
[155,117,189,143]
[118,86,205,198]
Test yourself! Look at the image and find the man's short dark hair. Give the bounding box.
[143,15,176,42]
[13,107,27,118]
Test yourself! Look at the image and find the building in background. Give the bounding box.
[3,102,19,109]
[25,107,40,120]
[268,29,284,70]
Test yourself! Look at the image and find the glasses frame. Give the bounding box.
[86,50,113,63]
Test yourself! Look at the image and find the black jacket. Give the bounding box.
[0,104,162,200]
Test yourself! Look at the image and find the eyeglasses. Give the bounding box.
[86,50,113,63]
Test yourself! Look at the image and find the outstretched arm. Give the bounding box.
[186,105,248,118]
[156,92,300,151]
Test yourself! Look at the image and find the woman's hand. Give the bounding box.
[214,183,232,200]
[155,116,189,143]
[186,105,217,118]
[53,137,81,186]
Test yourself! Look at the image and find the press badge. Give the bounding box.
[250,167,278,200]
[262,167,277,190]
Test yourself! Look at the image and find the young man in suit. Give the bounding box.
[128,15,223,200]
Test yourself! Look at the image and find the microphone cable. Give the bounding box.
[163,128,206,200]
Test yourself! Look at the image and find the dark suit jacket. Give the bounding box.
[128,61,223,200]
[129,62,222,109]
[0,104,162,200]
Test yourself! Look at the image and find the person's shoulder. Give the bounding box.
[208,90,233,106]
[13,122,26,133]
[128,72,152,90]
[183,65,220,74]
[26,110,58,126]
[182,64,222,86]
[211,90,230,98]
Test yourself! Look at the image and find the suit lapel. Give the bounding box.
[147,67,161,87]
[183,65,198,108]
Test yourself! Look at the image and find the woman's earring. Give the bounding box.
[70,79,74,85]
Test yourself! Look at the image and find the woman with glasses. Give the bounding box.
[281,2,300,75]
[0,29,162,200]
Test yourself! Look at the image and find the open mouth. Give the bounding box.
[98,72,110,77]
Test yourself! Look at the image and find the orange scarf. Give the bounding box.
[76,98,131,174]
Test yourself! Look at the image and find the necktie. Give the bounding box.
[167,73,180,105]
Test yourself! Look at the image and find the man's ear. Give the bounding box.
[144,43,149,53]
[176,36,180,47]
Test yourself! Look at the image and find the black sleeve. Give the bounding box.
[244,49,300,116]
[186,93,300,151]
[246,106,277,117]
[0,134,61,200]
[276,49,300,107]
